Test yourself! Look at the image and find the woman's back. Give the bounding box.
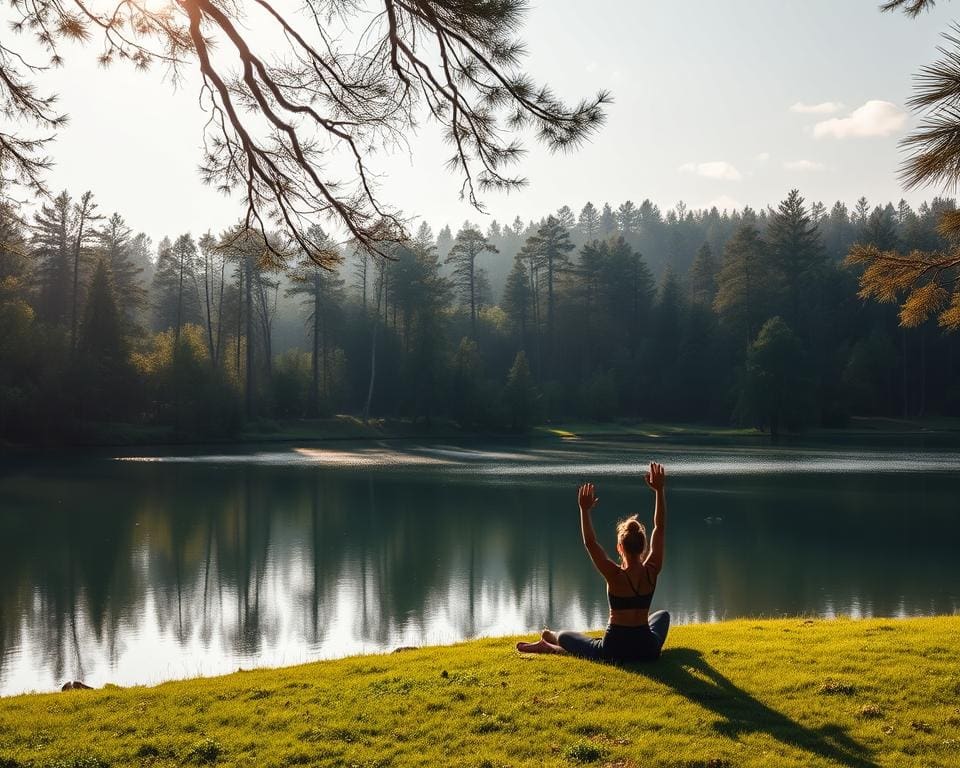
[606,562,657,626]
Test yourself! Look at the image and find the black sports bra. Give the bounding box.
[607,567,655,610]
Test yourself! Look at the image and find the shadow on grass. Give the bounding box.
[624,648,877,768]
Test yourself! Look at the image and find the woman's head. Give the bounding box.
[616,515,647,565]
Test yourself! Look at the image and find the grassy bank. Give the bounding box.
[1,617,958,768]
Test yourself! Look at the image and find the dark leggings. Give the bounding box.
[557,610,670,662]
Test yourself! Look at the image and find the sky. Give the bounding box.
[18,0,960,245]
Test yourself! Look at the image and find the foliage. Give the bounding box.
[737,317,814,436]
[503,351,539,431]
[4,190,960,444]
[0,0,608,261]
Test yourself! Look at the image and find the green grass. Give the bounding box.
[2,617,959,767]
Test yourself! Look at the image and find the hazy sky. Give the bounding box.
[22,0,960,244]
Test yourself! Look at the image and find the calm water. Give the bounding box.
[1,438,958,696]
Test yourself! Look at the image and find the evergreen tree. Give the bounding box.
[503,350,539,430]
[555,205,576,231]
[821,201,853,262]
[0,200,28,296]
[651,267,684,414]
[737,316,812,437]
[688,242,718,306]
[70,191,103,352]
[862,205,899,251]
[98,212,146,324]
[503,254,531,346]
[446,224,497,338]
[577,202,601,242]
[287,225,345,415]
[853,196,870,232]
[714,223,772,344]
[616,200,640,240]
[435,224,454,263]
[196,231,230,368]
[152,233,201,337]
[30,190,72,326]
[526,215,574,371]
[599,203,617,237]
[766,189,824,330]
[77,259,129,419]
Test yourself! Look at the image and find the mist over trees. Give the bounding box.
[1,188,959,443]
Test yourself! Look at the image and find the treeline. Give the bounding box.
[1,189,958,443]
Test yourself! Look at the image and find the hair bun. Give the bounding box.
[626,519,641,532]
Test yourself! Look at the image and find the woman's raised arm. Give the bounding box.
[578,483,619,579]
[643,463,666,574]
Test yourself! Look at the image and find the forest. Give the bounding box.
[1,189,958,443]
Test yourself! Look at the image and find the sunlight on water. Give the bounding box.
[114,444,960,475]
[2,440,958,695]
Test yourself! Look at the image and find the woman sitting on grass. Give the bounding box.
[517,462,669,661]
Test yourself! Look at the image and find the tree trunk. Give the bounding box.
[245,257,254,419]
[236,267,243,382]
[363,268,384,423]
[203,247,216,366]
[469,254,477,339]
[310,274,320,417]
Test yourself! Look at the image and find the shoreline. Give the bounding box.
[3,414,960,454]
[1,616,956,767]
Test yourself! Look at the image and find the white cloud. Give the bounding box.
[678,161,742,181]
[585,61,599,73]
[783,159,825,172]
[813,100,907,139]
[755,152,771,163]
[790,101,843,115]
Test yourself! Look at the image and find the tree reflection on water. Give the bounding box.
[0,444,957,695]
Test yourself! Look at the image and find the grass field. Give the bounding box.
[1,617,958,768]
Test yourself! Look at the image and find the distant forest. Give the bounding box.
[1,189,958,443]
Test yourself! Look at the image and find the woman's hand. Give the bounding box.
[578,482,599,513]
[645,462,666,492]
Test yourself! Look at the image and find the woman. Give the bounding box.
[517,462,669,662]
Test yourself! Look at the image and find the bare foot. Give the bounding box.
[540,629,559,645]
[516,638,563,654]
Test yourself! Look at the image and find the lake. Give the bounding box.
[1,437,958,696]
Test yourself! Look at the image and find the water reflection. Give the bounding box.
[0,441,958,695]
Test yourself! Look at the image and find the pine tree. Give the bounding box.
[555,205,576,231]
[766,189,824,330]
[435,224,454,263]
[0,200,27,298]
[526,215,574,369]
[30,190,72,327]
[714,223,772,344]
[599,203,617,237]
[503,254,531,346]
[688,242,718,306]
[78,259,129,419]
[577,202,601,243]
[98,212,146,324]
[651,267,685,415]
[862,205,899,251]
[737,316,812,437]
[196,231,232,368]
[821,201,853,261]
[446,224,497,339]
[616,200,640,240]
[503,350,539,431]
[853,196,870,233]
[70,191,103,352]
[152,233,201,337]
[287,225,345,415]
